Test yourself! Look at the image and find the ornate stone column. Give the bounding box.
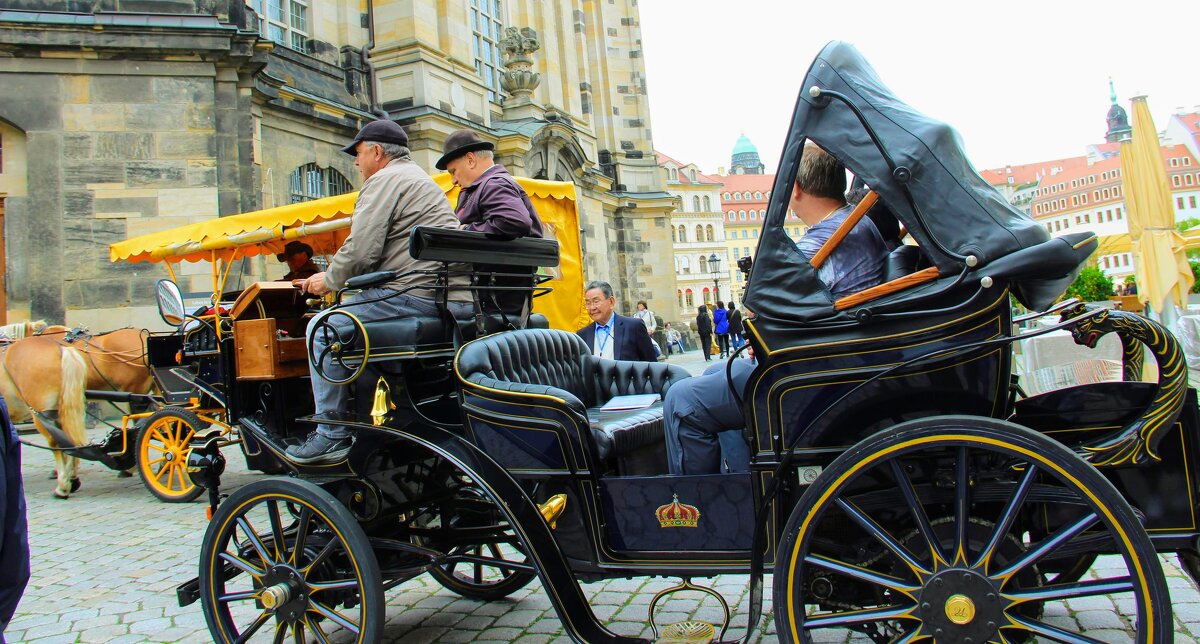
[499,27,541,106]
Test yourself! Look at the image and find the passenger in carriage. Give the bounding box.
[437,129,545,320]
[277,241,320,282]
[663,142,890,475]
[577,281,659,362]
[288,120,471,464]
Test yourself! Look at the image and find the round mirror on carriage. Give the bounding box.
[155,278,186,327]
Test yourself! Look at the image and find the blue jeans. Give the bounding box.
[308,289,442,440]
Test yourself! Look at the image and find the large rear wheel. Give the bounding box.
[136,407,205,503]
[199,478,383,643]
[773,415,1171,643]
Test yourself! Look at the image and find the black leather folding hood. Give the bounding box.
[744,41,1054,324]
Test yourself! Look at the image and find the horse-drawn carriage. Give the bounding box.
[156,41,1200,642]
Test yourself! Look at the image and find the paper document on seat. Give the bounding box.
[598,394,660,411]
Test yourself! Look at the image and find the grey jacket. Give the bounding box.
[326,155,469,302]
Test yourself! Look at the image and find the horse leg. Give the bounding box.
[52,347,90,499]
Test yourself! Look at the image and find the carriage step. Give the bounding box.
[655,620,715,643]
[176,576,201,607]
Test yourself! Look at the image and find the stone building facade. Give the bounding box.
[0,0,673,328]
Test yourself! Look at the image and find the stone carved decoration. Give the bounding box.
[499,27,541,98]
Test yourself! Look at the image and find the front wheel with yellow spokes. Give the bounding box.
[136,407,206,503]
[773,416,1171,643]
[199,477,383,643]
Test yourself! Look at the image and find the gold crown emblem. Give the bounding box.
[656,494,701,529]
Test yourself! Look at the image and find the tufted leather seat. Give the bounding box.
[355,310,546,362]
[456,328,691,475]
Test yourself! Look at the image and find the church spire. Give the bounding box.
[1105,78,1131,144]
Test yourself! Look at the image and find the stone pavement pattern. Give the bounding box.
[7,348,1200,642]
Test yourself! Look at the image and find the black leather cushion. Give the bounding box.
[457,329,692,460]
[885,245,923,281]
[356,309,530,361]
[588,403,664,461]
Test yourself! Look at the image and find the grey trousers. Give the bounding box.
[308,289,441,439]
[663,358,755,475]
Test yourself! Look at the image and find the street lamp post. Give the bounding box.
[708,252,721,302]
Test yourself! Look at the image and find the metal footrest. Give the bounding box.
[656,620,715,643]
[648,577,729,643]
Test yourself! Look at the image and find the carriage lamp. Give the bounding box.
[708,252,722,301]
[538,494,568,529]
[370,377,396,425]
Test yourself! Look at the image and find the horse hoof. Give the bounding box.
[53,490,69,500]
[117,470,133,478]
[70,478,82,493]
[48,470,58,480]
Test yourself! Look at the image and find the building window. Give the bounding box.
[289,163,352,203]
[1191,196,1197,209]
[754,191,762,199]
[1186,174,1195,186]
[703,288,712,305]
[703,196,711,211]
[470,0,504,102]
[685,289,694,307]
[1172,175,1181,188]
[751,229,758,239]
[247,0,309,51]
[692,196,700,211]
[723,192,731,200]
[743,191,751,199]
[699,255,708,273]
[739,210,747,220]
[678,225,687,242]
[695,225,703,241]
[1179,197,1186,210]
[681,256,690,274]
[705,224,715,241]
[677,290,683,308]
[671,226,677,243]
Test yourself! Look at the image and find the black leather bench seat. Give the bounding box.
[587,402,665,461]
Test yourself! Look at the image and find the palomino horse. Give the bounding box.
[0,323,87,498]
[0,326,154,498]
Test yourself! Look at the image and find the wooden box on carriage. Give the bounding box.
[230,282,310,381]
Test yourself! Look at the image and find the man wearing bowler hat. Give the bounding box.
[288,119,471,464]
[437,128,544,320]
[277,240,320,282]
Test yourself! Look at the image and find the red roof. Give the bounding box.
[979,156,1089,188]
[1178,113,1200,135]
[655,150,722,185]
[1028,144,1198,216]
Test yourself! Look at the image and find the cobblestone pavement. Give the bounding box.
[7,349,1200,642]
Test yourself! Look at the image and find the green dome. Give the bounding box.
[732,134,757,156]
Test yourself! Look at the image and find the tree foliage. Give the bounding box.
[1065,266,1115,302]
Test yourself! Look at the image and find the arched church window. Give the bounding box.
[289,163,352,203]
[705,225,715,241]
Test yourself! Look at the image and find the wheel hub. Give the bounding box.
[919,569,1003,641]
[260,565,307,622]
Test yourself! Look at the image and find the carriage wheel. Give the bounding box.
[136,408,205,503]
[199,478,383,643]
[773,415,1171,643]
[409,468,535,600]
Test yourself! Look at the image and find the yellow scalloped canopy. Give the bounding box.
[109,173,577,265]
[109,173,589,330]
[109,192,358,264]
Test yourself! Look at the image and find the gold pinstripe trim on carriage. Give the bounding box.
[782,433,1158,642]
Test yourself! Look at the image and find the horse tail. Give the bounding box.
[57,346,89,449]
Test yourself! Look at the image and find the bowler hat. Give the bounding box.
[276,240,314,262]
[435,129,495,170]
[340,119,409,156]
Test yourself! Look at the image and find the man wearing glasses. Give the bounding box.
[576,281,657,362]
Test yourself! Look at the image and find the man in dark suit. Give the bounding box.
[577,280,657,362]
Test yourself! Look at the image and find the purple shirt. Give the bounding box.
[455,164,544,239]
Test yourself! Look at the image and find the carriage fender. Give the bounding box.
[366,420,647,644]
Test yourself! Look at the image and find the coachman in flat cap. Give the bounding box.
[340,119,409,156]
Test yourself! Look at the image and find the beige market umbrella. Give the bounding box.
[1121,95,1193,316]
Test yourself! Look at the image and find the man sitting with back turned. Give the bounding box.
[437,129,544,320]
[663,142,889,475]
[288,120,470,464]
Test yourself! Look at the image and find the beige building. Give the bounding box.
[0,0,673,328]
[656,151,723,324]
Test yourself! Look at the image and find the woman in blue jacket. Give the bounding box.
[713,300,730,358]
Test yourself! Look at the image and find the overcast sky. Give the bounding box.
[638,0,1197,175]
